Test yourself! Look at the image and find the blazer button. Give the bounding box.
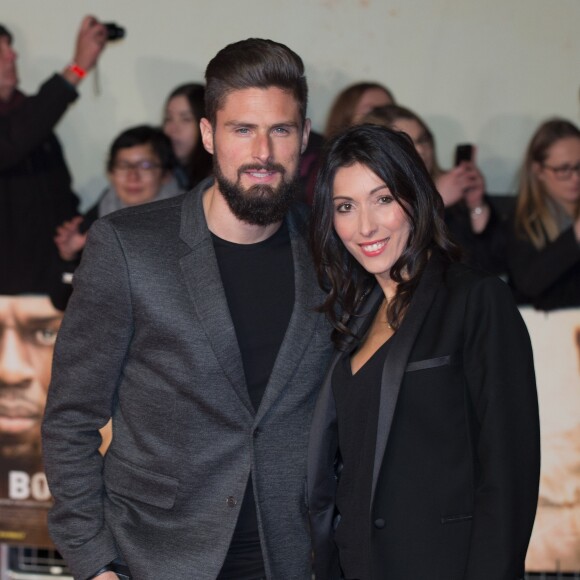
[226,496,237,508]
[374,518,385,529]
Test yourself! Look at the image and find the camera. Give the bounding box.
[104,22,125,41]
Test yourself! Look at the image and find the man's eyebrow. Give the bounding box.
[18,316,62,326]
[224,121,258,128]
[223,120,300,129]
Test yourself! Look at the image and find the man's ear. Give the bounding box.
[301,118,311,155]
[200,118,214,155]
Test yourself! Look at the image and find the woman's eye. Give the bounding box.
[378,196,393,204]
[335,203,352,213]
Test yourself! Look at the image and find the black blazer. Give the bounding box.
[307,254,540,580]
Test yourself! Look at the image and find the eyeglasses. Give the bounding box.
[112,160,162,175]
[542,162,580,181]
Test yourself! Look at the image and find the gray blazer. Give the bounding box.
[42,178,333,580]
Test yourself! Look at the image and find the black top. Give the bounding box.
[213,221,294,580]
[507,224,580,310]
[444,196,508,276]
[332,337,393,580]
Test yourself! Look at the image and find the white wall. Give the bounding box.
[4,0,579,209]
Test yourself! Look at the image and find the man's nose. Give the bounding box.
[252,133,273,164]
[0,331,35,387]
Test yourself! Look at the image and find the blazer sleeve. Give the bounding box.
[41,218,133,580]
[462,276,540,579]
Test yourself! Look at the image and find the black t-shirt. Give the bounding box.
[213,221,294,579]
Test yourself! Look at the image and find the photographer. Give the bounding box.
[0,16,108,296]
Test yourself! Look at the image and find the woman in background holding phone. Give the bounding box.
[508,118,580,310]
[363,104,508,275]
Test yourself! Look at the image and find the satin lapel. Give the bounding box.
[370,254,444,503]
[178,182,253,417]
[254,207,323,424]
[307,283,384,503]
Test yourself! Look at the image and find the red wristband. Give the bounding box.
[68,63,87,79]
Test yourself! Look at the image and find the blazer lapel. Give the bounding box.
[370,254,444,504]
[178,181,254,417]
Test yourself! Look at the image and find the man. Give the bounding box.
[0,296,62,479]
[0,16,107,296]
[42,39,333,580]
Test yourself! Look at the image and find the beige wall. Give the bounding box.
[4,0,579,208]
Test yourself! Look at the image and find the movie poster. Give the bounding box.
[0,295,63,547]
[523,307,580,573]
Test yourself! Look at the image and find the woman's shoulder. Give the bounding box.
[443,261,510,298]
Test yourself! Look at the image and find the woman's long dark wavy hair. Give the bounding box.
[310,124,459,347]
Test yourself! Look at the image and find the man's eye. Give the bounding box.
[33,327,59,346]
[273,127,289,135]
[236,127,250,135]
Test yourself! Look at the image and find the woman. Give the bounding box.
[307,124,540,580]
[163,83,212,189]
[508,118,580,310]
[51,125,181,310]
[324,82,395,139]
[363,104,507,276]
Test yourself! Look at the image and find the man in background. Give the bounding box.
[0,16,107,296]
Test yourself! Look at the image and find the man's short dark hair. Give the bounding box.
[204,38,308,125]
[0,24,13,43]
[106,125,176,173]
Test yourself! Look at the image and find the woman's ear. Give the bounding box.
[532,161,546,185]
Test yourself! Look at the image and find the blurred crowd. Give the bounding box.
[1,16,579,313]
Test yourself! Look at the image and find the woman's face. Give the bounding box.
[536,137,580,211]
[351,88,393,125]
[163,95,199,163]
[109,144,166,206]
[332,163,411,288]
[392,118,435,175]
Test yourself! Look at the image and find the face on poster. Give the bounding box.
[522,308,580,573]
[0,295,62,471]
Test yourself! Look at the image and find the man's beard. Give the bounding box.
[213,157,299,226]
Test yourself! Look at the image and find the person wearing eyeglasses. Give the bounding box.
[507,118,580,310]
[51,125,182,310]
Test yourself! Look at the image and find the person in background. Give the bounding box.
[508,118,580,310]
[324,81,395,139]
[307,124,539,580]
[364,104,507,275]
[301,81,395,205]
[163,82,212,189]
[0,16,107,296]
[51,125,180,310]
